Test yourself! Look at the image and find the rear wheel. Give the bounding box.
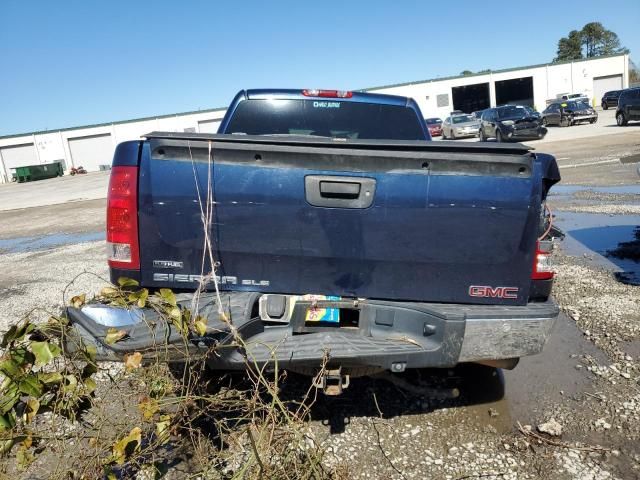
[496,130,503,143]
[616,112,627,126]
[602,102,608,110]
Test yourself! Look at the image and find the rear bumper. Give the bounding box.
[453,128,479,137]
[505,126,547,141]
[571,114,597,122]
[64,293,559,372]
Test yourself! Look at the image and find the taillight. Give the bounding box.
[302,89,353,98]
[531,241,554,280]
[106,166,139,269]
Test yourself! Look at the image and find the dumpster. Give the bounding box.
[12,162,64,183]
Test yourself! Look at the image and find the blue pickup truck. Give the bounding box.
[67,89,560,392]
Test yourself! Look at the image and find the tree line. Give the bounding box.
[555,22,628,62]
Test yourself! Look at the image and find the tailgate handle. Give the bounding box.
[320,181,360,199]
[305,175,376,209]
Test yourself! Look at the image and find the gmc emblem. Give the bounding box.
[469,285,519,299]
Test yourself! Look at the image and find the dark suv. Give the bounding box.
[479,105,547,142]
[616,87,640,126]
[601,90,621,110]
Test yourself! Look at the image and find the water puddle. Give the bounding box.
[0,231,104,254]
[504,312,605,423]
[553,211,640,285]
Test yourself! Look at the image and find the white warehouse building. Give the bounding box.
[0,53,629,183]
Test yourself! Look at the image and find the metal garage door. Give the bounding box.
[68,134,114,172]
[593,75,623,102]
[198,119,221,133]
[0,143,38,178]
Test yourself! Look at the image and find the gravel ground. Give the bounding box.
[556,204,640,215]
[0,241,109,328]
[550,188,640,216]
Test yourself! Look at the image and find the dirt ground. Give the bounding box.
[0,132,639,479]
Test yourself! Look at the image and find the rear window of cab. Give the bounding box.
[225,99,427,140]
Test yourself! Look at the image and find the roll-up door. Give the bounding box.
[198,119,221,133]
[593,75,623,102]
[68,134,114,172]
[1,143,38,181]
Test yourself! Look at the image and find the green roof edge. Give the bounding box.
[0,106,227,140]
[358,53,627,92]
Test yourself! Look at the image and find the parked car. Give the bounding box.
[557,92,589,102]
[424,117,443,137]
[601,90,622,110]
[471,109,487,121]
[479,105,547,142]
[442,114,480,139]
[542,100,598,127]
[616,87,640,126]
[63,88,561,392]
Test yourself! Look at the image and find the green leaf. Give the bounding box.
[62,375,78,394]
[24,398,39,424]
[0,439,14,455]
[112,426,142,465]
[167,306,181,322]
[30,341,61,366]
[156,415,171,444]
[118,277,139,288]
[0,357,22,377]
[1,322,35,348]
[138,288,149,308]
[16,444,35,470]
[167,306,186,335]
[128,288,149,308]
[159,288,177,306]
[81,361,98,379]
[83,378,97,395]
[38,372,63,385]
[0,379,20,415]
[138,396,159,420]
[17,375,43,398]
[11,346,35,366]
[83,344,97,363]
[0,411,16,431]
[194,316,207,337]
[104,328,127,345]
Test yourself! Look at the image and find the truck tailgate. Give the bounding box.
[137,134,557,306]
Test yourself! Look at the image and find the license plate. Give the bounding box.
[303,294,340,323]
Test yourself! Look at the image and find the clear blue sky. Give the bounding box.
[1,0,638,136]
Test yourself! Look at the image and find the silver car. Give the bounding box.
[442,114,480,139]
